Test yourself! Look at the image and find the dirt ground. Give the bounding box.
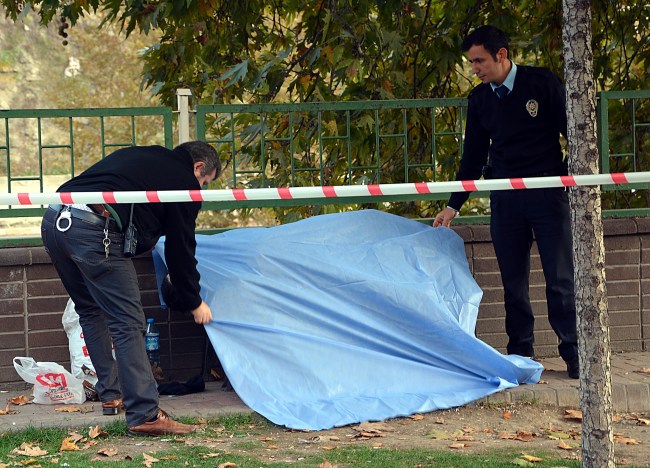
[95,401,650,467]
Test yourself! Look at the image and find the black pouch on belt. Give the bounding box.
[123,204,138,257]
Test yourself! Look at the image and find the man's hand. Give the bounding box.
[433,207,458,228]
[191,301,213,324]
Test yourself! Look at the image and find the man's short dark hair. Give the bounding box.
[175,141,222,178]
[461,25,510,60]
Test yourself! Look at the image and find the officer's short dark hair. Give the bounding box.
[175,141,222,178]
[461,25,510,60]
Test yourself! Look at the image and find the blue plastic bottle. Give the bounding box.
[145,318,160,365]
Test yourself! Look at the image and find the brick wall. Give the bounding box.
[1,218,648,389]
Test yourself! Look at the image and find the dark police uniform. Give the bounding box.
[41,145,203,428]
[448,65,578,364]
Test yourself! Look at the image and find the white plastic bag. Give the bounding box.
[62,298,97,385]
[13,357,86,405]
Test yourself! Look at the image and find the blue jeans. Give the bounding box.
[42,206,159,427]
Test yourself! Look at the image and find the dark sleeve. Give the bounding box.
[163,201,202,311]
[448,96,490,210]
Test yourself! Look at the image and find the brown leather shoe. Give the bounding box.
[101,398,124,416]
[127,409,196,437]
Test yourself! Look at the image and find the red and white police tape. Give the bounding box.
[1,172,649,206]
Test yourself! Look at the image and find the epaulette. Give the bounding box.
[468,83,489,99]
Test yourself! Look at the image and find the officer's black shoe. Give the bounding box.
[566,357,580,379]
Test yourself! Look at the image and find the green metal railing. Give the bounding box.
[598,90,650,192]
[0,91,648,245]
[195,99,473,209]
[0,107,174,219]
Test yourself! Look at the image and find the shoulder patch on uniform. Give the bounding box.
[468,83,489,99]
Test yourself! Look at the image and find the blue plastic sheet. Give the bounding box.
[153,209,542,430]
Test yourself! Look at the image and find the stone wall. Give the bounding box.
[1,218,649,389]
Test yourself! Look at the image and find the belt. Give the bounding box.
[48,204,119,231]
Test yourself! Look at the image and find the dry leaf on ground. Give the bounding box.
[97,447,118,457]
[8,395,31,405]
[563,409,582,421]
[11,443,48,457]
[89,425,108,438]
[0,403,17,415]
[142,452,159,467]
[55,406,81,413]
[60,437,81,451]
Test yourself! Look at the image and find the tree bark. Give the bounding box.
[562,1,614,466]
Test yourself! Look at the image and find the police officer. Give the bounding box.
[433,25,579,379]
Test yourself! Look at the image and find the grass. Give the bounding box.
[0,413,634,468]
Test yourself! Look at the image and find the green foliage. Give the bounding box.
[2,0,649,218]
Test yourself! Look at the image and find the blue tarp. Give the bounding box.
[153,209,542,430]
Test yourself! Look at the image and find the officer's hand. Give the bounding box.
[432,207,458,228]
[191,301,213,324]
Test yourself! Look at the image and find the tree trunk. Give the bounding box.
[562,1,614,466]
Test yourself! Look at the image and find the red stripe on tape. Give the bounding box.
[415,182,431,194]
[189,190,204,202]
[510,178,526,189]
[368,184,383,196]
[233,189,247,201]
[278,188,293,199]
[17,193,31,205]
[461,180,478,192]
[560,175,576,187]
[322,186,337,197]
[610,173,628,184]
[60,192,74,204]
[103,192,117,204]
[146,191,161,203]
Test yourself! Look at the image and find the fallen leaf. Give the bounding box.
[55,406,80,413]
[265,445,278,450]
[89,425,107,439]
[511,458,535,466]
[614,435,639,445]
[259,437,273,442]
[558,439,576,450]
[322,445,337,450]
[636,367,650,374]
[97,447,118,457]
[60,438,80,452]
[11,443,48,457]
[143,452,159,467]
[0,403,17,415]
[637,418,650,426]
[503,411,512,419]
[563,409,583,421]
[537,380,548,384]
[356,421,393,433]
[67,432,85,443]
[455,435,475,441]
[8,395,31,405]
[434,417,445,424]
[410,414,424,421]
[545,429,571,440]
[319,461,336,468]
[522,454,544,462]
[448,442,469,449]
[328,436,340,441]
[426,430,449,440]
[354,431,382,439]
[217,463,237,468]
[515,431,535,442]
[200,453,222,458]
[372,442,383,448]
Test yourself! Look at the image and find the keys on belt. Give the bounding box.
[53,204,113,257]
